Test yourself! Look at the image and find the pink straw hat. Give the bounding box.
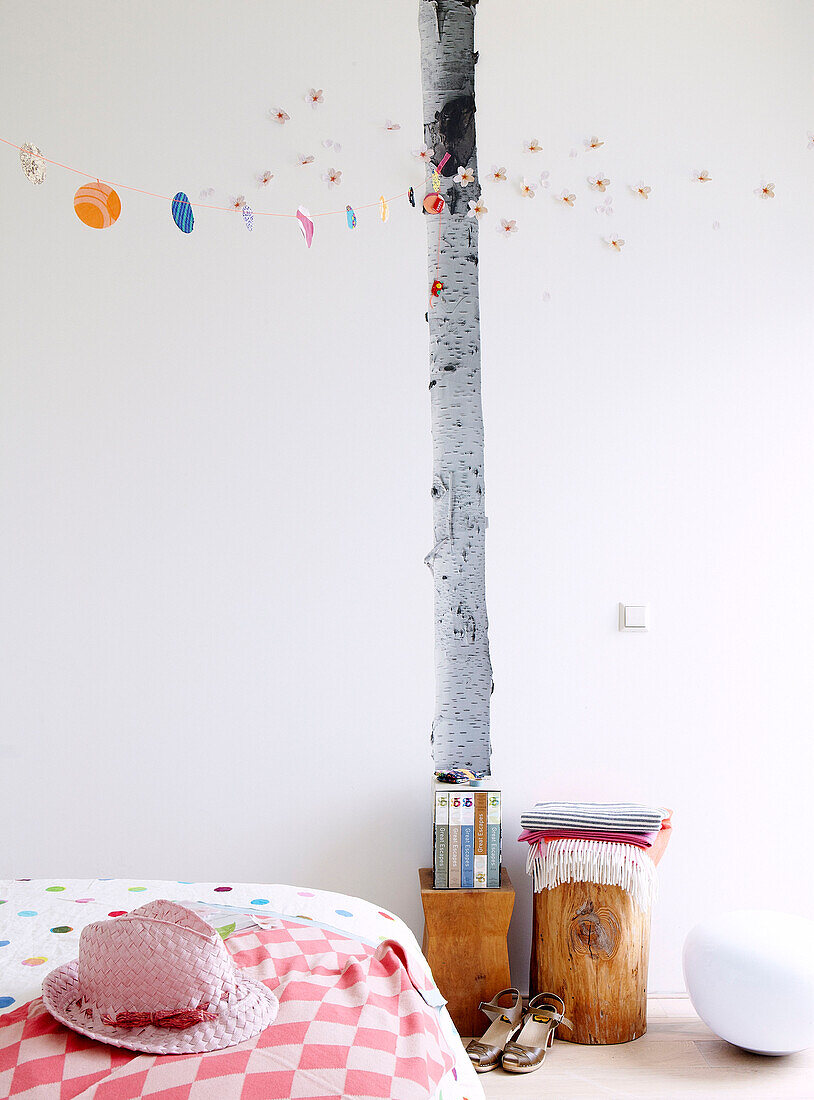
[41,900,278,1054]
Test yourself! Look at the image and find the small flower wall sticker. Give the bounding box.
[632,182,651,198]
[322,139,342,154]
[595,196,613,215]
[539,171,550,189]
[490,165,507,182]
[558,191,576,206]
[413,144,432,162]
[524,139,543,153]
[305,88,324,108]
[454,165,475,186]
[467,198,487,219]
[755,181,775,199]
[298,154,315,167]
[585,136,605,150]
[230,195,246,211]
[520,178,536,198]
[384,119,401,131]
[541,290,551,302]
[257,170,274,187]
[269,107,290,124]
[695,170,712,182]
[322,167,342,188]
[498,218,518,236]
[608,236,625,251]
[807,132,814,149]
[588,175,610,192]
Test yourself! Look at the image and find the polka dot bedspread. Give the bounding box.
[0,878,482,1099]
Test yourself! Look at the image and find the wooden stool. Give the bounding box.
[530,881,650,1044]
[419,866,514,1037]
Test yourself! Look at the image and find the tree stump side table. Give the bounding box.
[530,880,651,1044]
[419,867,514,1037]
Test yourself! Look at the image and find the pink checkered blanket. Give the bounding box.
[0,919,456,1099]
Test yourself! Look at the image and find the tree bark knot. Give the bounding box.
[569,902,621,962]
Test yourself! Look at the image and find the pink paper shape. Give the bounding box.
[296,206,314,248]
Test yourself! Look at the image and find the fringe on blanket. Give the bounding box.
[526,838,658,912]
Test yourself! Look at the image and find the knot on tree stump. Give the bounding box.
[569,902,621,961]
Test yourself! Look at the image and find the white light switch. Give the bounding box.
[619,603,648,631]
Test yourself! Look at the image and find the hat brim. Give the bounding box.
[42,960,278,1054]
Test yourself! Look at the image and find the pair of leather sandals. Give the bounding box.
[466,989,566,1074]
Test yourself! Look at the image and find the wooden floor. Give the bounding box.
[474,997,814,1099]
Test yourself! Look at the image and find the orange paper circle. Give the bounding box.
[423,193,445,214]
[74,182,121,229]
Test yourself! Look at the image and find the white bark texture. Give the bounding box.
[420,0,492,774]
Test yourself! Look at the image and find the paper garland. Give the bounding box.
[3,135,418,244]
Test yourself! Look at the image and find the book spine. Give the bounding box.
[487,791,502,888]
[460,794,475,888]
[448,794,462,888]
[474,792,488,888]
[433,792,449,888]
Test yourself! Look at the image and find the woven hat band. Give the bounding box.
[100,1008,218,1030]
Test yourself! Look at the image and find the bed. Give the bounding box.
[0,878,484,1099]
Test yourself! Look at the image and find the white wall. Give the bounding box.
[2,1,812,992]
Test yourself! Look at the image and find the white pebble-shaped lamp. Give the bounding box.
[683,910,814,1055]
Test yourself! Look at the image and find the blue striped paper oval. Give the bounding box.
[171,192,194,234]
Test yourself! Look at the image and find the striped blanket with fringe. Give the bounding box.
[520,802,666,911]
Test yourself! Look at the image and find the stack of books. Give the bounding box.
[433,781,502,888]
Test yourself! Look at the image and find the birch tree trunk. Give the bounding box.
[420,0,492,775]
